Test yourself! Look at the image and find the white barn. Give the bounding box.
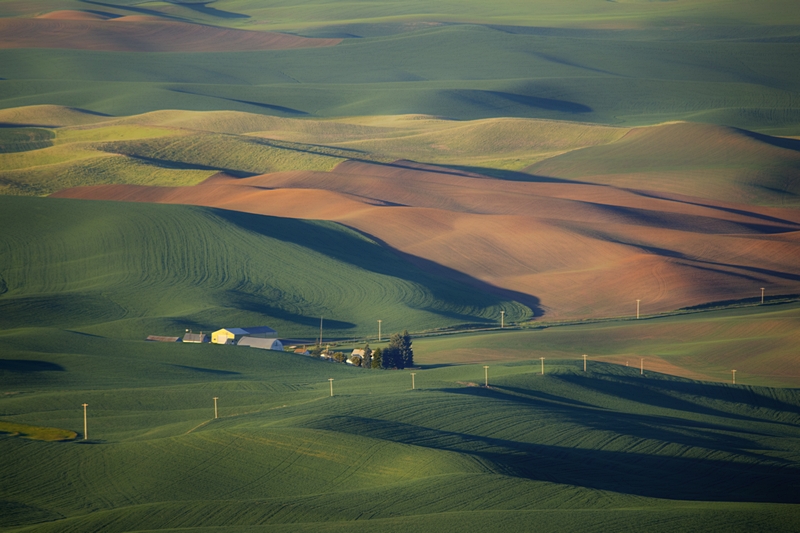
[237,337,284,351]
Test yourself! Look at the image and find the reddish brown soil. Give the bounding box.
[36,10,110,21]
[0,15,341,52]
[53,159,800,319]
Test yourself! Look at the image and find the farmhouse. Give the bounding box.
[211,326,277,345]
[237,337,284,351]
[182,332,208,343]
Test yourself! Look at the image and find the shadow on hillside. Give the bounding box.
[630,189,800,228]
[449,89,592,114]
[170,1,250,20]
[593,235,800,282]
[308,407,800,503]
[440,164,588,184]
[80,0,185,21]
[211,209,543,320]
[168,89,309,116]
[552,374,800,422]
[111,153,258,179]
[585,202,799,235]
[734,128,800,152]
[168,364,240,375]
[0,360,64,372]
[472,382,794,457]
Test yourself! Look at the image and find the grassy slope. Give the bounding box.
[0,336,798,531]
[0,118,353,196]
[527,122,800,207]
[30,110,799,322]
[3,108,798,206]
[0,196,530,339]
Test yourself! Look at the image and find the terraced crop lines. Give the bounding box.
[0,196,527,339]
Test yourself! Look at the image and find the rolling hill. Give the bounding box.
[30,110,797,321]
[0,13,340,52]
[0,195,530,340]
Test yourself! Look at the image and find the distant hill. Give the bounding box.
[1,2,798,130]
[0,14,340,52]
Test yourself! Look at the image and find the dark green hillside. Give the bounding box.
[1,22,799,131]
[0,342,798,532]
[0,196,529,339]
[0,128,54,154]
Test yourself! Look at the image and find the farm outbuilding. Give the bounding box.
[212,326,277,345]
[182,332,208,343]
[237,337,283,351]
[146,335,181,343]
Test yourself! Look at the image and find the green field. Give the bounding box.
[0,195,530,339]
[413,302,800,388]
[1,336,799,531]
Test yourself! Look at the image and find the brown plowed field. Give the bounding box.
[0,15,340,52]
[53,158,800,319]
[36,10,109,20]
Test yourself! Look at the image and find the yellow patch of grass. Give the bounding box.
[0,420,77,441]
[251,115,630,167]
[0,154,216,196]
[56,124,179,144]
[0,105,111,127]
[0,143,99,170]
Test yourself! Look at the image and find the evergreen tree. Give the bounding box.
[381,345,398,369]
[362,343,372,369]
[399,330,414,368]
[385,331,413,369]
[371,347,382,369]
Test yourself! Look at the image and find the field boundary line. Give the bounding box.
[185,420,212,435]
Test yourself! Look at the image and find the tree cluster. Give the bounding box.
[309,331,412,370]
[381,330,413,369]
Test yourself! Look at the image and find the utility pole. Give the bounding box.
[640,358,644,376]
[377,319,382,342]
[319,316,323,346]
[732,370,736,385]
[582,354,587,372]
[213,397,219,419]
[483,366,489,387]
[82,403,88,440]
[761,288,765,304]
[411,372,416,390]
[329,378,334,397]
[636,299,641,319]
[500,310,505,329]
[540,357,545,375]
